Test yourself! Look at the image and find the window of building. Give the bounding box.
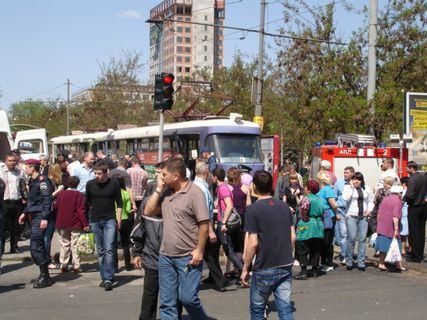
[205,15,208,21]
[177,46,183,53]
[177,26,183,32]
[185,27,191,33]
[204,56,208,62]
[177,36,182,43]
[178,67,182,72]
[185,37,191,43]
[204,45,208,52]
[185,47,191,53]
[204,35,208,41]
[177,56,182,62]
[217,59,223,65]
[217,40,222,46]
[204,25,208,32]
[185,67,191,73]
[184,6,192,15]
[177,16,183,21]
[185,56,191,63]
[177,6,184,14]
[185,17,191,22]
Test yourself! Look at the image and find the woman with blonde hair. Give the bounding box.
[45,163,65,269]
[317,171,339,272]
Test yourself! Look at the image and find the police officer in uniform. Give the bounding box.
[18,159,53,288]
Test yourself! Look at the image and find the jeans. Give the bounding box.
[334,211,347,259]
[345,215,368,268]
[250,266,294,320]
[91,218,116,282]
[216,222,243,273]
[159,254,207,320]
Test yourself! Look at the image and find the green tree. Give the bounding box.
[72,50,154,131]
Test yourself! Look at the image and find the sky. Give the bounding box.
[0,0,369,111]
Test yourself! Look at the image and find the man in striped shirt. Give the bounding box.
[127,157,148,211]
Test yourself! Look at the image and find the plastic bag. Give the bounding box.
[369,233,378,247]
[77,232,95,256]
[385,237,401,263]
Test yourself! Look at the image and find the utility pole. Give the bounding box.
[66,78,70,136]
[367,0,378,116]
[253,0,266,130]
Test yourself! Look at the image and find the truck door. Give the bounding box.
[14,129,48,161]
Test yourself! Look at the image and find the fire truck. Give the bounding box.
[311,134,409,190]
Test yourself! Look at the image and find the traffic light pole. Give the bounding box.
[158,111,164,162]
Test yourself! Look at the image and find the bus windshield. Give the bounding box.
[208,134,262,163]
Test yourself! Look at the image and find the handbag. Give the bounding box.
[226,208,242,229]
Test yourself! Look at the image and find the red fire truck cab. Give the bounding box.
[311,134,408,190]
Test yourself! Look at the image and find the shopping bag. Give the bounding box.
[77,232,95,256]
[369,233,378,247]
[385,237,402,263]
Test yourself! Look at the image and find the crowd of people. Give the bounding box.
[0,147,426,320]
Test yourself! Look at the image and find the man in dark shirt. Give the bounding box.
[86,162,122,291]
[241,170,296,320]
[404,161,427,263]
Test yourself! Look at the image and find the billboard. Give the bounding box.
[405,92,427,170]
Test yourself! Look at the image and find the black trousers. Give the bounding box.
[408,205,426,262]
[119,218,134,268]
[204,239,227,288]
[30,213,48,266]
[321,218,336,267]
[139,267,159,320]
[296,238,322,268]
[2,201,22,251]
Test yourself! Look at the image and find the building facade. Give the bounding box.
[149,0,225,82]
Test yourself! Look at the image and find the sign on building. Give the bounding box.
[404,92,427,169]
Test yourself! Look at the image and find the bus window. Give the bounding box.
[18,139,43,154]
[207,134,261,163]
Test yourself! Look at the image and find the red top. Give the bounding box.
[377,194,403,238]
[54,189,88,229]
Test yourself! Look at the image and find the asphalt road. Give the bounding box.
[1,237,427,320]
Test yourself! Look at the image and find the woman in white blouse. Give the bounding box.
[342,172,374,271]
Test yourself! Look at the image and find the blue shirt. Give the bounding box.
[318,185,336,218]
[334,178,350,215]
[73,164,95,194]
[25,175,53,219]
[194,177,214,221]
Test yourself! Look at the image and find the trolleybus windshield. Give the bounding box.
[207,134,262,163]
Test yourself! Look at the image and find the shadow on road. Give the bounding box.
[181,316,218,320]
[0,282,26,294]
[0,259,32,274]
[113,275,142,289]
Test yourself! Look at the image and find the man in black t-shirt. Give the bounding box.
[86,162,122,291]
[241,170,295,320]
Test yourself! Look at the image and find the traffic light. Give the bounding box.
[154,73,175,111]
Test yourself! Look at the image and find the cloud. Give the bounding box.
[117,10,142,20]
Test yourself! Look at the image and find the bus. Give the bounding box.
[51,113,265,177]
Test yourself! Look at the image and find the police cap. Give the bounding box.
[25,159,41,166]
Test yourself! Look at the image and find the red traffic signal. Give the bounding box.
[162,74,174,85]
[154,73,175,111]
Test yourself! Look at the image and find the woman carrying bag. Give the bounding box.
[376,185,406,272]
